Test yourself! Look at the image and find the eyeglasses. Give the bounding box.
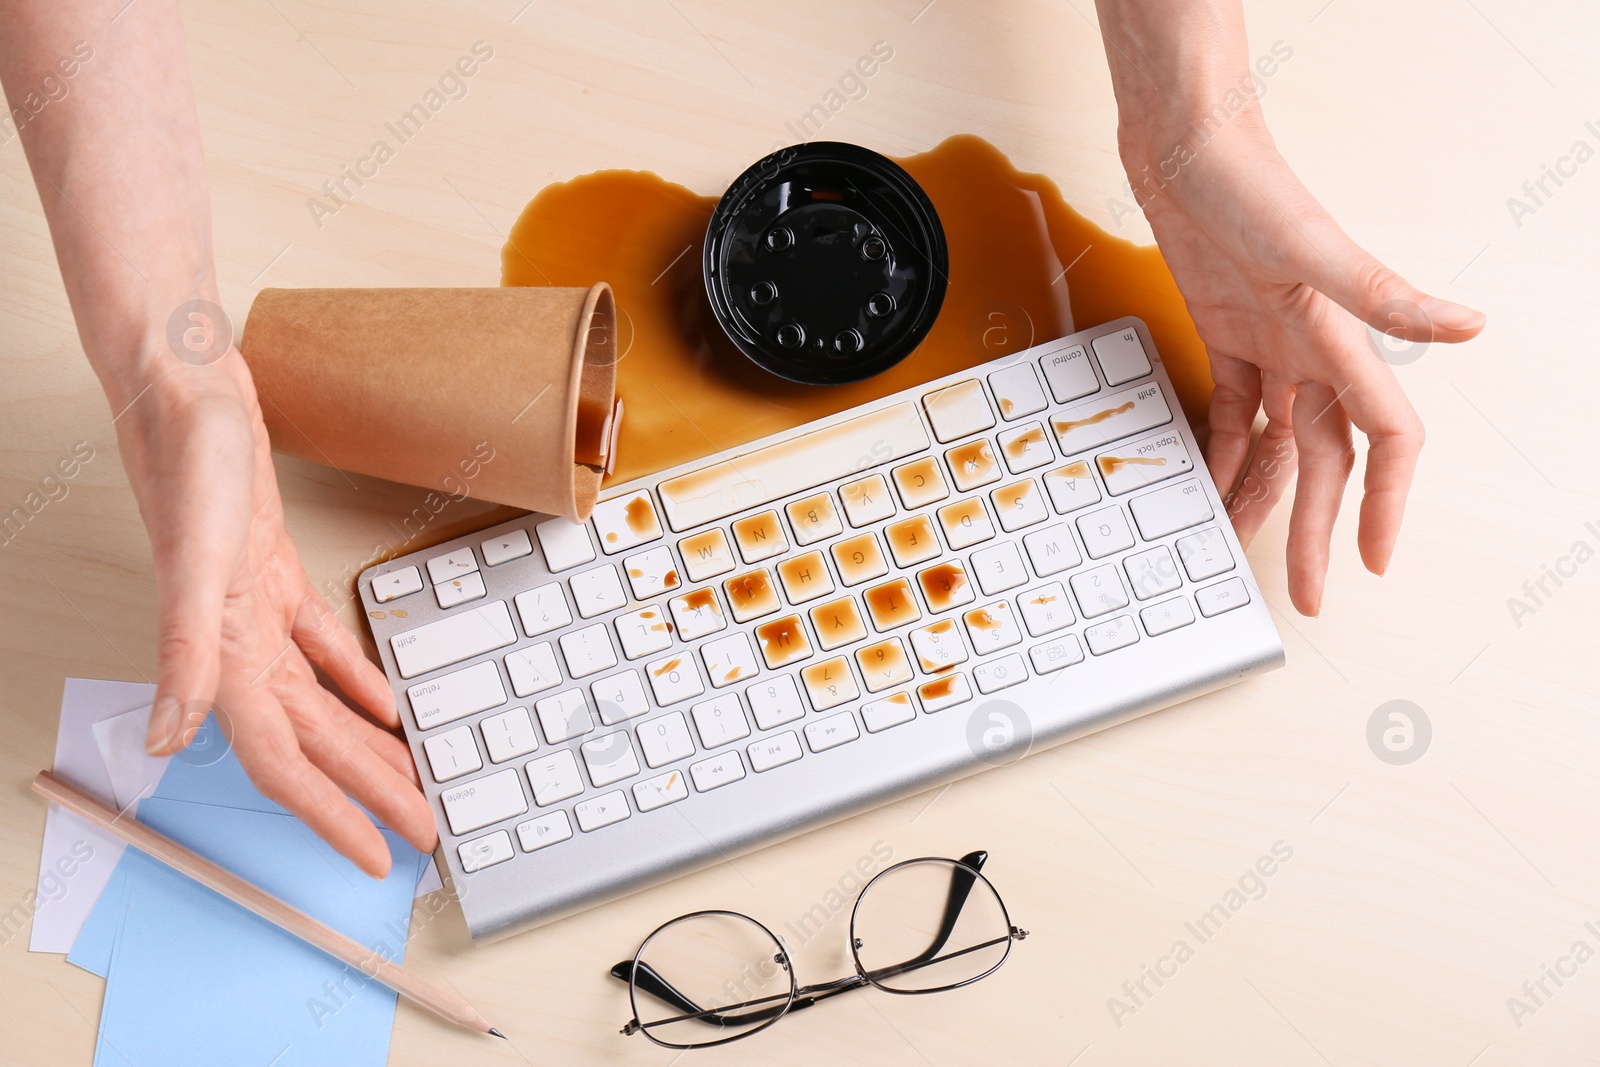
[610,849,1027,1049]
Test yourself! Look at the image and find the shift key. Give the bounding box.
[390,600,517,679]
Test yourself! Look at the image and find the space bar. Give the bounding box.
[657,402,931,531]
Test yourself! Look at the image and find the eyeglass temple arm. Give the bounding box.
[885,848,988,970]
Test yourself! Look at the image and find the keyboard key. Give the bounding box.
[862,692,917,733]
[391,600,516,679]
[1038,341,1100,403]
[690,751,746,792]
[777,550,836,604]
[892,456,950,509]
[1077,507,1135,559]
[657,403,928,531]
[938,497,995,550]
[831,533,889,586]
[436,572,487,609]
[992,479,1049,532]
[702,632,760,688]
[581,731,641,787]
[917,561,974,613]
[1018,583,1073,636]
[725,568,781,622]
[638,712,696,768]
[786,493,843,545]
[864,578,922,631]
[570,565,627,619]
[669,588,727,640]
[1042,460,1102,514]
[946,439,1002,491]
[678,528,736,582]
[923,379,996,443]
[747,674,807,730]
[732,510,789,563]
[810,596,868,650]
[1131,479,1214,540]
[748,731,803,772]
[559,625,618,678]
[481,706,539,763]
[592,490,662,554]
[592,669,650,725]
[516,810,572,851]
[886,515,942,567]
[1141,596,1196,636]
[481,529,533,567]
[964,601,1022,655]
[1091,327,1152,386]
[372,566,423,603]
[840,473,896,527]
[918,672,972,712]
[1051,381,1171,456]
[688,697,748,748]
[1098,431,1193,495]
[1196,577,1251,617]
[633,770,688,812]
[623,546,681,600]
[1125,545,1182,601]
[526,749,585,805]
[423,725,482,782]
[535,689,595,743]
[988,363,1049,419]
[616,606,674,660]
[1085,614,1140,655]
[459,830,514,873]
[998,423,1053,474]
[1029,635,1084,674]
[801,657,860,711]
[441,768,527,835]
[505,642,561,698]
[805,712,861,753]
[1023,524,1082,577]
[972,542,1028,596]
[575,791,630,832]
[514,583,572,638]
[856,638,913,693]
[909,618,969,672]
[1176,526,1235,582]
[535,517,596,572]
[974,653,1028,694]
[426,548,479,586]
[755,615,813,669]
[1070,564,1130,619]
[646,654,705,706]
[408,661,506,730]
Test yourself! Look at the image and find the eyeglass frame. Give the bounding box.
[611,849,1028,1050]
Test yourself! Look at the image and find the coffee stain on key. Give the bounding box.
[1003,426,1046,462]
[1097,454,1167,477]
[1052,400,1135,437]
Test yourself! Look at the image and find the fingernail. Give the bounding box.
[1419,297,1485,334]
[145,697,180,755]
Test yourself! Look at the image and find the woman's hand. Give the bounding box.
[1094,0,1484,615]
[124,354,438,877]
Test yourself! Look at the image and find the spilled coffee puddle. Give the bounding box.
[502,134,1209,486]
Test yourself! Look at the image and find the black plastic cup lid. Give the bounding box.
[703,142,948,386]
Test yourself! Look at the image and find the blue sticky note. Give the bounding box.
[79,797,424,1067]
[148,714,287,815]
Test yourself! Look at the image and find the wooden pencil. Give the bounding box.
[31,769,504,1039]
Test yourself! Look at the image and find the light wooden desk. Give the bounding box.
[4,2,1597,1063]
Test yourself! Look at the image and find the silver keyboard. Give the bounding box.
[360,317,1285,942]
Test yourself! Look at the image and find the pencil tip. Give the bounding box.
[489,1028,507,1039]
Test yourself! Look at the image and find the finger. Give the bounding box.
[293,586,399,728]
[1225,376,1298,549]
[1204,352,1263,499]
[1276,204,1484,342]
[277,668,438,854]
[147,577,227,756]
[1286,381,1356,616]
[226,687,396,878]
[346,709,424,787]
[1326,354,1425,577]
